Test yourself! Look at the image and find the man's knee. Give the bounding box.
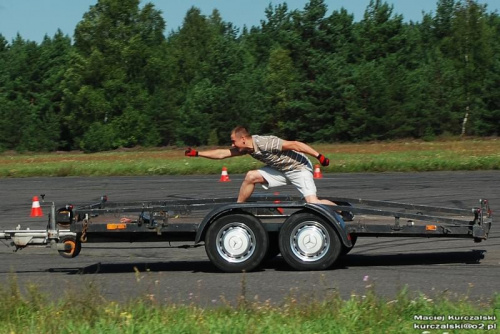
[244,170,264,184]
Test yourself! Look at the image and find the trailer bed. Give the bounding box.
[0,194,492,272]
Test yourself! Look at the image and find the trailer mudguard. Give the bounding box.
[195,203,255,243]
[300,203,352,248]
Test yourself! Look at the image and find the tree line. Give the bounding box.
[0,0,498,152]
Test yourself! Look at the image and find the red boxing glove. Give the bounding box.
[185,148,198,157]
[317,153,330,167]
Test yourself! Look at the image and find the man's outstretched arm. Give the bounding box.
[185,147,243,159]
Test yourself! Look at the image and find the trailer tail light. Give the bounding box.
[426,225,437,231]
[107,223,127,230]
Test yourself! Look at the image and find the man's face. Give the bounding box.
[231,133,247,151]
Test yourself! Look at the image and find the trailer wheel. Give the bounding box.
[279,212,341,271]
[58,236,81,259]
[205,214,268,272]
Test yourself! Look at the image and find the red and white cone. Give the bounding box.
[219,166,230,182]
[313,164,323,179]
[30,196,43,217]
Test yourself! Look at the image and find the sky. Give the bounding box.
[0,0,499,43]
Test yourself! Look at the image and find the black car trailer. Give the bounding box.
[0,194,492,272]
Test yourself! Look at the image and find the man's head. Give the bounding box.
[231,126,253,152]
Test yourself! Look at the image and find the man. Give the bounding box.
[185,126,334,205]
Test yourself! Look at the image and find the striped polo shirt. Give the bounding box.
[250,135,313,172]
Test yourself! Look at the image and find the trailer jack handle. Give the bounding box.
[47,202,59,249]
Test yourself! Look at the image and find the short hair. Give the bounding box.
[231,126,251,138]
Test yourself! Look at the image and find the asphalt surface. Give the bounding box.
[0,171,498,306]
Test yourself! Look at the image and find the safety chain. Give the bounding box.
[80,218,89,243]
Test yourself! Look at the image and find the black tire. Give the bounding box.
[58,235,81,259]
[205,214,268,273]
[279,212,341,271]
[340,235,357,256]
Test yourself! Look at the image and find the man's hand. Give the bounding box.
[185,148,198,157]
[317,153,330,167]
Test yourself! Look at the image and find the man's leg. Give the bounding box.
[304,195,336,205]
[305,195,354,221]
[286,170,336,205]
[237,170,266,203]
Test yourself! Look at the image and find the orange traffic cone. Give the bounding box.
[30,196,43,217]
[313,164,323,179]
[219,166,230,182]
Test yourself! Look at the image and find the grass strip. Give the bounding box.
[0,278,498,334]
[0,138,499,178]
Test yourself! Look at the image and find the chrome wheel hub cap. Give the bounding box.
[291,222,329,262]
[216,223,255,263]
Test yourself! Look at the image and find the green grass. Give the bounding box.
[0,276,498,334]
[0,138,499,177]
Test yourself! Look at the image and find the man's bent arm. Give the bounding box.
[281,140,319,157]
[282,140,330,166]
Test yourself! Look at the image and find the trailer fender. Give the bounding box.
[299,203,352,248]
[195,204,249,243]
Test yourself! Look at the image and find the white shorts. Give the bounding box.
[257,166,317,198]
